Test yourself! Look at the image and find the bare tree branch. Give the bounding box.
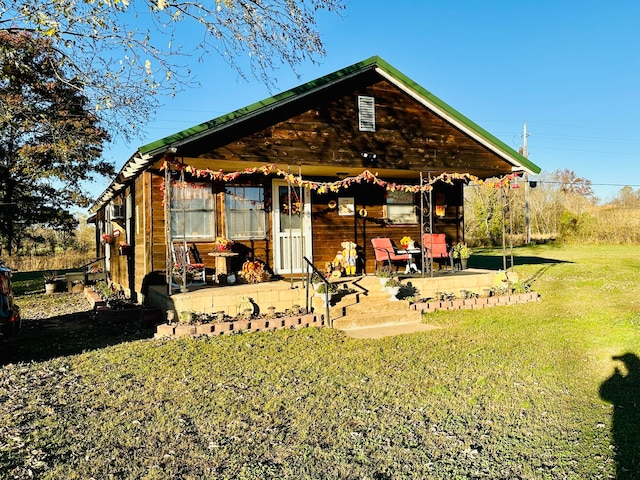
[0,0,345,140]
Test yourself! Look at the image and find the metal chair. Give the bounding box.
[370,237,410,272]
[422,233,453,272]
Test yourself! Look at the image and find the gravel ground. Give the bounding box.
[1,292,152,365]
[18,291,93,320]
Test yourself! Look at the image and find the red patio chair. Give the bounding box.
[370,237,410,273]
[422,233,453,272]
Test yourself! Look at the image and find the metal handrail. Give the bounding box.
[302,256,331,328]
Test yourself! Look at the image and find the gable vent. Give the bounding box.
[358,96,376,132]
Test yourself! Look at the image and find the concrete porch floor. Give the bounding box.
[146,268,503,330]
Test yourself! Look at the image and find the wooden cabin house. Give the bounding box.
[89,56,540,301]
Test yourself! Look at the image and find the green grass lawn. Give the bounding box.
[1,244,639,479]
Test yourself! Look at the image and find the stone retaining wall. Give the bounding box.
[410,291,540,313]
[155,312,324,339]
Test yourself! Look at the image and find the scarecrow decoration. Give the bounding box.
[341,241,357,276]
[327,250,344,278]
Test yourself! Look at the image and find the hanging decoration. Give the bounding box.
[101,233,114,244]
[435,192,447,218]
[160,160,522,194]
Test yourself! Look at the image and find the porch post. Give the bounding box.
[164,158,172,295]
[428,175,434,277]
[180,163,187,287]
[287,166,293,289]
[420,172,425,279]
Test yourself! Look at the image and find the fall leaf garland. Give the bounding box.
[160,160,521,193]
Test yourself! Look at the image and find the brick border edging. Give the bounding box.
[83,286,106,308]
[409,291,540,313]
[154,313,324,339]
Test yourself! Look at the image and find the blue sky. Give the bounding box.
[98,1,640,202]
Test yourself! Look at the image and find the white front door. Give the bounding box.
[272,180,312,275]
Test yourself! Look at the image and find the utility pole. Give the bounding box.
[523,123,531,244]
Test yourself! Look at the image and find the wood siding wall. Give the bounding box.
[310,182,463,274]
[186,77,512,179]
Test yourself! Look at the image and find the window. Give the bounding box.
[225,185,266,239]
[170,182,216,239]
[358,95,375,132]
[386,190,417,224]
[125,194,133,243]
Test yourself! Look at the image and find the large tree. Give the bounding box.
[0,31,112,254]
[0,0,345,139]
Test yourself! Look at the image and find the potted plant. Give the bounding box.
[315,282,338,307]
[400,235,415,249]
[43,271,57,294]
[171,263,193,285]
[238,260,270,284]
[213,236,233,252]
[452,243,472,269]
[375,266,392,289]
[315,282,338,295]
[118,242,132,256]
[310,271,324,290]
[384,277,403,301]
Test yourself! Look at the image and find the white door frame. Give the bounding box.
[272,180,312,275]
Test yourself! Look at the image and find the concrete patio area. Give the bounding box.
[145,268,505,330]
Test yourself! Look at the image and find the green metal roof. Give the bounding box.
[138,56,382,157]
[139,56,541,173]
[138,55,540,174]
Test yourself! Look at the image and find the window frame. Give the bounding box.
[385,190,418,225]
[224,184,267,240]
[169,181,216,240]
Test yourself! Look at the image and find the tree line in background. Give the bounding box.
[464,168,640,246]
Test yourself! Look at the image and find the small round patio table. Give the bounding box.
[207,251,239,281]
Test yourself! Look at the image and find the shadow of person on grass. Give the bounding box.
[599,353,640,480]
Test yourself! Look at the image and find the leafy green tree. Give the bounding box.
[0,31,112,254]
[0,0,345,139]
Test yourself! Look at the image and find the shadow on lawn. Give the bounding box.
[0,310,154,366]
[469,254,571,270]
[600,352,640,480]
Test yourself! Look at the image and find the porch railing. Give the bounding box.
[303,256,331,328]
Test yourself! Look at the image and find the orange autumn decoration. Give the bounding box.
[238,260,270,284]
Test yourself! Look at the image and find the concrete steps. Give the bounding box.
[313,270,501,331]
[312,275,423,330]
